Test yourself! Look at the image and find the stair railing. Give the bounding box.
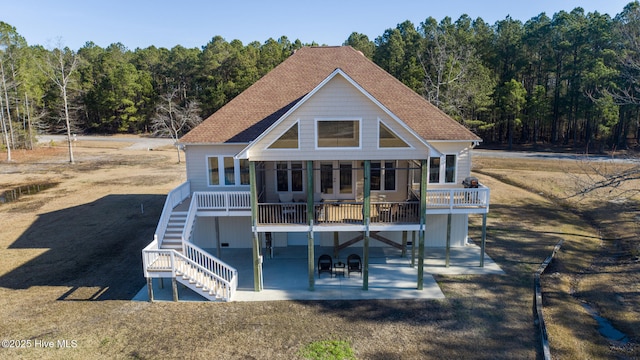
[154,181,190,245]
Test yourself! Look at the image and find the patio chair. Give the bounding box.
[279,193,296,219]
[347,254,362,277]
[318,254,333,278]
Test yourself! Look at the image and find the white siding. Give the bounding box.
[425,214,468,247]
[247,75,432,161]
[429,142,473,185]
[192,216,253,248]
[185,144,249,192]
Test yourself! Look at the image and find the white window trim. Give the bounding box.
[265,120,300,150]
[314,118,362,150]
[275,161,305,193]
[206,155,250,187]
[427,154,457,184]
[371,160,398,192]
[377,118,413,149]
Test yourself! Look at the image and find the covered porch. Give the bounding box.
[135,244,503,302]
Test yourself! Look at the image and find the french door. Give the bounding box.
[318,161,355,200]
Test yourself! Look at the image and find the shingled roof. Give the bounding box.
[180,46,481,144]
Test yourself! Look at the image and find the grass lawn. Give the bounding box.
[0,143,637,359]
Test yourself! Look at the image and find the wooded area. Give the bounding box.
[1,2,639,154]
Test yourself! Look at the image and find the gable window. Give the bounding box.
[379,122,410,148]
[317,120,360,148]
[371,161,396,191]
[276,161,304,192]
[207,156,251,187]
[269,122,299,149]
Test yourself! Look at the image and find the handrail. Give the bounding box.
[195,191,251,211]
[426,185,490,209]
[142,244,237,301]
[181,195,199,251]
[154,181,190,245]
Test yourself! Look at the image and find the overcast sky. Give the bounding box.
[3,0,634,50]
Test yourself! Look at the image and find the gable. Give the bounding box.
[240,73,437,161]
[179,46,481,145]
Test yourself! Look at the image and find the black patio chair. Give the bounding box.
[318,254,332,278]
[347,254,362,277]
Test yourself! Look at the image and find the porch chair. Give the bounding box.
[346,254,362,277]
[318,254,333,278]
[278,193,296,219]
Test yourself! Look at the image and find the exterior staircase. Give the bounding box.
[161,211,188,251]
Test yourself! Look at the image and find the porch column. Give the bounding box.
[362,160,371,290]
[480,213,487,267]
[401,231,408,257]
[249,161,263,291]
[306,160,315,290]
[417,159,427,290]
[445,214,452,267]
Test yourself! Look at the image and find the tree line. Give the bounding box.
[1,1,639,155]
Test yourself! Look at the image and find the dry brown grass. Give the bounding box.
[0,144,637,359]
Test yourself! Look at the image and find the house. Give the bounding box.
[142,46,490,302]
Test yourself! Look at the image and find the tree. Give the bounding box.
[344,32,375,58]
[498,79,527,149]
[39,43,80,164]
[151,89,202,163]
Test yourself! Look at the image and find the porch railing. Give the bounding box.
[154,181,190,245]
[258,203,307,224]
[425,186,490,210]
[195,191,251,211]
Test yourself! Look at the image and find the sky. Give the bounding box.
[3,0,635,51]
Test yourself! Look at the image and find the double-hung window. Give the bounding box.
[208,156,250,186]
[428,155,457,184]
[371,161,396,191]
[276,161,304,192]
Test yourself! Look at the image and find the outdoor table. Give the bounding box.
[333,262,345,277]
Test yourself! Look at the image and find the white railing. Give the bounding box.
[195,191,251,211]
[426,186,490,210]
[142,240,237,301]
[258,203,308,224]
[181,195,199,246]
[154,181,191,245]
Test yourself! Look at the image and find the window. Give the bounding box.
[269,122,299,149]
[239,159,250,185]
[371,161,396,191]
[429,155,457,184]
[208,157,219,186]
[207,156,251,187]
[429,158,440,183]
[379,122,410,148]
[276,161,304,192]
[317,120,360,148]
[223,157,235,185]
[445,155,456,183]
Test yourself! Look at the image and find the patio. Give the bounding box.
[134,243,503,302]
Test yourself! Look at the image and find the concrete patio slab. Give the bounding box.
[133,243,503,302]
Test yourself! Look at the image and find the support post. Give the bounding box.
[480,213,487,267]
[172,278,179,302]
[411,231,416,267]
[215,217,221,258]
[401,231,407,257]
[446,213,451,268]
[362,160,371,290]
[147,278,154,302]
[307,161,315,290]
[249,161,263,291]
[333,232,339,259]
[417,159,427,290]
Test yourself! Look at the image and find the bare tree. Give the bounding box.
[567,156,640,199]
[0,94,10,161]
[151,89,202,163]
[39,43,79,164]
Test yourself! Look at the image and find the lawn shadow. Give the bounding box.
[0,194,165,300]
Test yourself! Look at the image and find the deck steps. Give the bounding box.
[161,211,188,251]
